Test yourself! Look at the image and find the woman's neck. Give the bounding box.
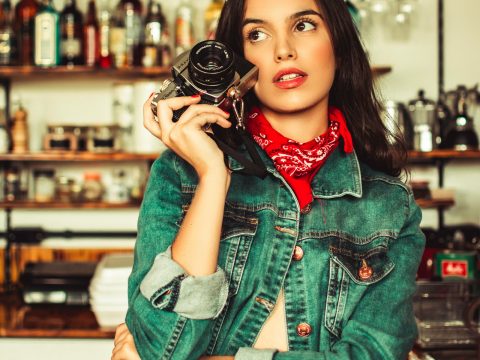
[259,100,329,143]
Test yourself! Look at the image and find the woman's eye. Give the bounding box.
[296,21,316,32]
[247,30,268,42]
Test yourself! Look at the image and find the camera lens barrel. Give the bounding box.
[188,41,235,92]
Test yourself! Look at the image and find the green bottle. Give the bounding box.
[34,0,60,67]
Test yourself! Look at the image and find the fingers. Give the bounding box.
[114,323,128,345]
[156,95,203,135]
[143,93,162,139]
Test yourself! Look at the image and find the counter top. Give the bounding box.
[0,290,115,339]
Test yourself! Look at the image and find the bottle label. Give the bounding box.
[0,32,12,64]
[61,39,81,56]
[145,22,161,45]
[35,14,58,66]
[85,26,97,66]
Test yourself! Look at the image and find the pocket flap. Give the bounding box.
[329,245,395,285]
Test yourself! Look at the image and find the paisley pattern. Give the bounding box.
[246,107,353,209]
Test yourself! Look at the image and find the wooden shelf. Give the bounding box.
[0,201,141,209]
[0,151,159,162]
[0,66,171,80]
[0,65,390,79]
[408,149,480,160]
[372,65,392,76]
[0,290,115,338]
[416,198,455,209]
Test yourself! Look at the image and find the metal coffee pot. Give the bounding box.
[442,85,479,150]
[383,100,414,149]
[408,90,437,152]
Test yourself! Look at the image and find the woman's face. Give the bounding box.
[242,0,335,114]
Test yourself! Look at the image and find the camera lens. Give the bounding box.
[188,41,235,92]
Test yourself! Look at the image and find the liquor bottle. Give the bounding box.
[109,5,126,68]
[34,0,60,67]
[60,0,83,66]
[98,0,111,68]
[141,0,166,67]
[14,0,39,66]
[175,0,194,56]
[0,0,15,65]
[205,0,223,40]
[117,0,142,67]
[83,0,99,67]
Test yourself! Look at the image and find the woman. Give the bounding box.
[112,0,425,359]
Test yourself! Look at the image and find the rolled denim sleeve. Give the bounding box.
[271,192,425,360]
[125,150,226,360]
[235,348,278,360]
[140,245,229,319]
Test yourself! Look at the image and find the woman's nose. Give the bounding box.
[275,38,297,62]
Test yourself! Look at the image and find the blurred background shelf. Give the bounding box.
[0,152,159,162]
[0,201,141,209]
[416,198,455,209]
[408,150,480,160]
[0,65,391,80]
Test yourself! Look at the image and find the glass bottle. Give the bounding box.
[98,0,111,68]
[82,171,104,202]
[34,0,60,67]
[204,0,223,40]
[83,0,99,67]
[60,0,83,66]
[106,169,129,204]
[141,0,166,67]
[0,0,15,65]
[175,0,194,56]
[14,0,39,66]
[117,0,142,67]
[109,4,126,68]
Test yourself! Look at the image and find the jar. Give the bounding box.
[5,168,21,201]
[106,170,129,204]
[82,172,104,202]
[34,169,56,202]
[89,126,118,153]
[44,125,77,151]
[56,176,74,202]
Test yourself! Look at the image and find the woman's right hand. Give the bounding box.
[144,93,232,178]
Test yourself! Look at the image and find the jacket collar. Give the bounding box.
[227,142,362,199]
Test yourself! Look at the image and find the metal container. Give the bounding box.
[408,90,437,152]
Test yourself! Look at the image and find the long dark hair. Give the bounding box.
[216,0,407,177]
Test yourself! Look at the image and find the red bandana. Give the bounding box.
[246,106,354,211]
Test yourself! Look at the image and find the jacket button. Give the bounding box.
[292,246,304,261]
[300,203,312,214]
[296,323,312,337]
[359,259,373,280]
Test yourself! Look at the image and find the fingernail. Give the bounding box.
[223,111,230,116]
[147,92,155,100]
[192,94,201,98]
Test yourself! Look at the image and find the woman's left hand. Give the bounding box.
[112,323,141,360]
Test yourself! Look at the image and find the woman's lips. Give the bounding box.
[273,68,308,89]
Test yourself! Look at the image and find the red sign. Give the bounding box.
[441,260,468,278]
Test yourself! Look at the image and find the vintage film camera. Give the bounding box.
[151,40,258,124]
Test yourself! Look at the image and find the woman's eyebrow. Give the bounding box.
[242,9,324,27]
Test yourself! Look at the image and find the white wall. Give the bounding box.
[1,0,479,237]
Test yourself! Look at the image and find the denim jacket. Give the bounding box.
[126,143,425,360]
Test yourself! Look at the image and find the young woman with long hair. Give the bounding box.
[112,0,424,359]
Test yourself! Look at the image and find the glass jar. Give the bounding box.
[4,168,20,201]
[106,169,129,204]
[34,169,56,202]
[56,176,74,202]
[82,172,104,202]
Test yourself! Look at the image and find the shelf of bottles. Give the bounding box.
[408,150,480,160]
[0,200,141,209]
[0,151,159,162]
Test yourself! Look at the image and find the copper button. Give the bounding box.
[292,246,304,261]
[296,323,312,337]
[359,259,373,280]
[300,203,312,214]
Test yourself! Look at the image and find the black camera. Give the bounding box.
[151,40,258,122]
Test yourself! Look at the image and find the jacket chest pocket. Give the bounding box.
[324,237,395,338]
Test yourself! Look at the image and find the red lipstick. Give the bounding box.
[273,68,308,89]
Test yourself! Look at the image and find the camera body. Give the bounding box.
[151,41,258,122]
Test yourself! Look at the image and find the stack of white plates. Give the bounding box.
[89,253,134,328]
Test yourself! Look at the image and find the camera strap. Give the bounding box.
[207,98,268,179]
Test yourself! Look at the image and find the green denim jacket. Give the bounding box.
[126,143,425,360]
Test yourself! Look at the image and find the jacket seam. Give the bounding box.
[162,316,188,359]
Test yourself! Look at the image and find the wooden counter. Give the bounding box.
[0,290,115,339]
